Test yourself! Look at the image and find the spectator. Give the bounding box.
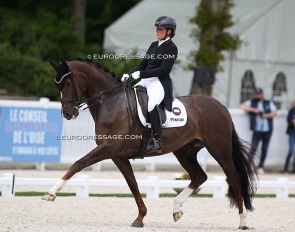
[283,99,295,173]
[240,87,277,174]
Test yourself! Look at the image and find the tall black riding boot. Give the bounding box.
[147,105,163,153]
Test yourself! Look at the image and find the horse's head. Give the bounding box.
[49,57,84,120]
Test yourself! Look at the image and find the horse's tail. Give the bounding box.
[228,125,257,211]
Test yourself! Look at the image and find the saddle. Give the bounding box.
[135,85,166,124]
[130,85,187,159]
[134,86,187,128]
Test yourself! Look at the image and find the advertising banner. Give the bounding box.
[0,106,62,162]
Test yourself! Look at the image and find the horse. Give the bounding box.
[42,57,257,230]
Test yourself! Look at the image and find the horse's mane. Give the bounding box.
[67,57,120,82]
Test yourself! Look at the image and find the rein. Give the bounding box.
[81,78,134,110]
[58,61,137,130]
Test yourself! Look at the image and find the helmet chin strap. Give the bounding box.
[164,29,171,39]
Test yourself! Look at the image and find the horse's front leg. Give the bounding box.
[112,158,147,228]
[42,145,108,201]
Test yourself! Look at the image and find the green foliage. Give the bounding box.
[0,43,58,100]
[0,7,82,60]
[189,0,242,71]
[0,0,140,99]
[101,49,141,76]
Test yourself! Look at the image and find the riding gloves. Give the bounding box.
[121,73,129,82]
[131,71,140,80]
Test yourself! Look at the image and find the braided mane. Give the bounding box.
[67,57,120,81]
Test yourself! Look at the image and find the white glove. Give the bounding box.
[131,71,140,80]
[121,73,130,82]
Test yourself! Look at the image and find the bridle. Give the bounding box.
[56,70,82,106]
[57,62,133,111]
[57,60,137,130]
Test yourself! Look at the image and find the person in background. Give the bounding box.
[240,87,277,174]
[283,99,295,173]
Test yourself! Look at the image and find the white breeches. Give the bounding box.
[135,77,164,112]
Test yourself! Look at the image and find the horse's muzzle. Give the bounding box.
[64,107,79,120]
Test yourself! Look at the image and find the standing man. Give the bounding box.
[240,87,277,174]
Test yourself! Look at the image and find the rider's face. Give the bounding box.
[156,27,169,40]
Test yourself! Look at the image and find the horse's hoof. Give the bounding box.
[238,226,251,230]
[130,221,144,227]
[41,192,56,202]
[173,211,183,222]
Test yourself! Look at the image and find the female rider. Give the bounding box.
[121,16,178,153]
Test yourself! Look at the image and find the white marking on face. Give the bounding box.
[60,92,64,117]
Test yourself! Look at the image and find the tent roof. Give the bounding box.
[104,0,294,63]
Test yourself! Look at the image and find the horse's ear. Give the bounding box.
[60,57,67,67]
[48,57,59,72]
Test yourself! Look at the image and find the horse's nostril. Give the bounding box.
[65,112,72,120]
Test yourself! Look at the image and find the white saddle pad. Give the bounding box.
[134,88,187,128]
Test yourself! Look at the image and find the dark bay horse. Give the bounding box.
[42,57,256,230]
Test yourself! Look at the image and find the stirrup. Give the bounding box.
[147,138,163,153]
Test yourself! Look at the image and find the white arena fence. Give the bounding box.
[1,173,295,199]
[0,99,289,170]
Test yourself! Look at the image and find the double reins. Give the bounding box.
[81,78,133,110]
[57,66,133,111]
[58,62,137,130]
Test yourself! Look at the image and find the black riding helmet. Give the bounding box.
[155,16,176,38]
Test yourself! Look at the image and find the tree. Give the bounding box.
[72,0,87,48]
[189,0,241,95]
[0,0,140,99]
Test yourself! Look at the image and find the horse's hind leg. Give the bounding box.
[172,141,207,222]
[205,128,256,230]
[207,145,247,229]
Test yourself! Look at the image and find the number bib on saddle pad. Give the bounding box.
[134,86,187,128]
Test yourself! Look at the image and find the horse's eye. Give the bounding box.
[65,82,71,87]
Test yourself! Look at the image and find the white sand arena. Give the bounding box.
[0,197,294,232]
[0,169,294,231]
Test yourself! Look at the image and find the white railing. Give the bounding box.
[51,105,291,171]
[0,99,289,170]
[1,173,295,199]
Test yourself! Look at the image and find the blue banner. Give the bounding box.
[0,106,62,162]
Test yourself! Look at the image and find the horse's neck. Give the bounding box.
[87,84,139,133]
[85,74,117,119]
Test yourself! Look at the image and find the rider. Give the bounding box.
[121,16,178,153]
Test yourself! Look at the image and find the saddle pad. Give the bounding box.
[134,88,187,128]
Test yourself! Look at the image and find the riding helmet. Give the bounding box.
[155,16,176,38]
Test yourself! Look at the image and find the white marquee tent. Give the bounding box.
[103,0,295,109]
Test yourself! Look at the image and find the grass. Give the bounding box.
[1,192,294,198]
